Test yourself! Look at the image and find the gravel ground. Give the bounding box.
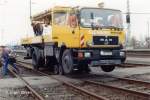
[126,73,150,82]
[0,83,98,100]
[16,65,44,77]
[0,87,34,100]
[34,84,92,100]
[52,75,149,100]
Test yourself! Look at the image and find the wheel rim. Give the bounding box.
[64,55,71,70]
[62,51,73,74]
[101,66,115,72]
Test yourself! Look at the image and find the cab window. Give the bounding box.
[53,12,67,25]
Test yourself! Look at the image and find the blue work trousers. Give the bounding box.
[2,59,18,76]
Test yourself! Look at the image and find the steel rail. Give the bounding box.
[16,61,150,99]
[85,80,150,99]
[8,66,45,100]
[113,76,150,86]
[31,69,108,100]
[16,62,108,100]
[90,72,150,88]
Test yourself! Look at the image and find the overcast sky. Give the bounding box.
[0,0,150,45]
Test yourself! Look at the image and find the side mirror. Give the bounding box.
[126,14,130,23]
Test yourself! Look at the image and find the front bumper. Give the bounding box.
[73,49,126,66]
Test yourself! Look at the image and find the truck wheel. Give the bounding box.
[62,49,74,74]
[101,65,115,72]
[32,51,39,70]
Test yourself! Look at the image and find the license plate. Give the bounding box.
[99,60,120,64]
[100,51,112,56]
[90,60,121,66]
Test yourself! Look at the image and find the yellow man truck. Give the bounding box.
[21,6,126,74]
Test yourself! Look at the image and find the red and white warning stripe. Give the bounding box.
[80,33,85,47]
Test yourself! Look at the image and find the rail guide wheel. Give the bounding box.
[101,65,115,72]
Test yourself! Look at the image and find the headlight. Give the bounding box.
[86,41,93,46]
[84,52,91,58]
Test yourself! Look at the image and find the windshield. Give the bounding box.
[80,8,123,28]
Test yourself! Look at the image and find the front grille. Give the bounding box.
[93,36,118,45]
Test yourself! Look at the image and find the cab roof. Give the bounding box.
[31,6,121,21]
[32,6,73,21]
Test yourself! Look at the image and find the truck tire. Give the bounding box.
[32,51,39,70]
[61,49,74,74]
[101,65,115,72]
[53,64,63,75]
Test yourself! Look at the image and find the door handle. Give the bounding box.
[72,30,75,34]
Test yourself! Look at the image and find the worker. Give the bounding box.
[68,13,78,28]
[32,22,44,36]
[1,46,19,76]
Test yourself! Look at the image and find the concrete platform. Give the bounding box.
[0,76,59,88]
[126,56,150,65]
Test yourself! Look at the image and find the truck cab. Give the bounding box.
[21,6,126,74]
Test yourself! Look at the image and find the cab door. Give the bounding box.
[52,11,80,48]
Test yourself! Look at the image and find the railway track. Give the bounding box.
[83,79,150,99]
[16,61,108,100]
[16,60,150,100]
[8,66,45,100]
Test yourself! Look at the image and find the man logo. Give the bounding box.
[104,38,109,45]
[104,36,109,45]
